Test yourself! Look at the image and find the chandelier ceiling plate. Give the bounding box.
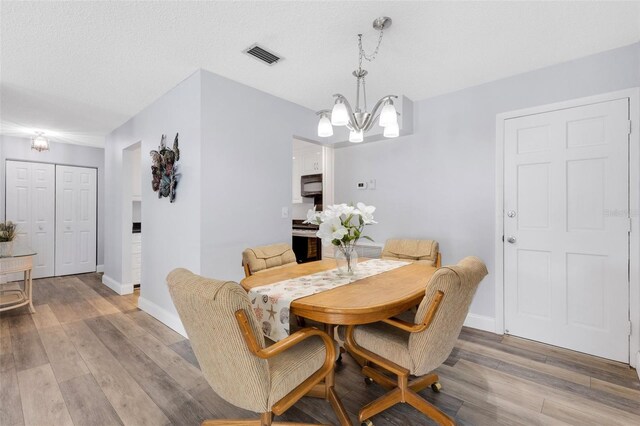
[373,17,392,31]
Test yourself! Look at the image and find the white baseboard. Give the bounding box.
[138,296,187,338]
[96,264,104,273]
[101,274,134,295]
[464,313,498,334]
[636,352,640,379]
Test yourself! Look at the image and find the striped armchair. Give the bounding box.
[345,256,488,425]
[166,268,349,426]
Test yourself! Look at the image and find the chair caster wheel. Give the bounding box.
[336,354,343,364]
[431,381,442,393]
[364,377,374,385]
[361,420,373,426]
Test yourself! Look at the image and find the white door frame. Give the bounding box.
[495,88,640,367]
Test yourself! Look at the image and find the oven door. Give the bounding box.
[292,235,321,263]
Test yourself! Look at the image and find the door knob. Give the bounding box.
[507,236,517,244]
[507,210,516,218]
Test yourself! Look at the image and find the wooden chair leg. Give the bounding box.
[362,365,395,390]
[359,388,402,422]
[409,373,439,393]
[261,412,272,426]
[324,370,350,426]
[405,390,455,426]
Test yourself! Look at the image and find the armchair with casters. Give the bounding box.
[166,268,350,426]
[344,256,488,426]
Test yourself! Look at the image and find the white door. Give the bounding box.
[504,98,630,362]
[5,161,55,279]
[55,165,97,276]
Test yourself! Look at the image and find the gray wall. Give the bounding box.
[0,135,105,266]
[199,70,318,282]
[104,70,202,320]
[335,42,640,320]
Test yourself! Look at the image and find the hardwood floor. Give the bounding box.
[1,273,639,426]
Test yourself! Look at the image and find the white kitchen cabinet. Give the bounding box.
[131,233,141,284]
[292,154,302,204]
[293,146,323,203]
[302,148,322,174]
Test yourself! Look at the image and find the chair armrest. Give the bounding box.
[381,290,444,334]
[235,309,336,363]
[381,316,429,333]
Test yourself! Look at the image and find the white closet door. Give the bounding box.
[55,165,97,275]
[504,98,630,362]
[5,161,55,279]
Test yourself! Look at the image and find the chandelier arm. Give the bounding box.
[369,95,399,119]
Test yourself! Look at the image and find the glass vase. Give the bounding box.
[0,241,14,258]
[335,243,359,276]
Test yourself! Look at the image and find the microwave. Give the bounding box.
[301,173,323,196]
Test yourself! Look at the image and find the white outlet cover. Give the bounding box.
[368,179,376,190]
[281,207,289,218]
[357,182,367,190]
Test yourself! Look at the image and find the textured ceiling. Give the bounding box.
[1,1,639,147]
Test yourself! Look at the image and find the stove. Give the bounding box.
[292,220,321,263]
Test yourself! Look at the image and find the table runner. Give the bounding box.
[248,258,410,341]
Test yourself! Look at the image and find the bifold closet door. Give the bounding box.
[55,165,97,276]
[5,161,55,279]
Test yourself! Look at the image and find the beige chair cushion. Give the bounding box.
[268,335,327,406]
[243,243,297,275]
[352,322,414,372]
[381,239,439,266]
[409,256,488,375]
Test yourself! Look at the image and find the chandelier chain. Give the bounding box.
[358,28,385,69]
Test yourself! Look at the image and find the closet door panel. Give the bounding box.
[55,165,97,275]
[5,161,55,279]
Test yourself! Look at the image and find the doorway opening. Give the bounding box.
[291,138,333,263]
[121,141,142,294]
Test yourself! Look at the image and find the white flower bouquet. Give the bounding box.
[305,203,376,275]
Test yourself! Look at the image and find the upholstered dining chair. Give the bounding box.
[344,256,488,426]
[242,243,297,277]
[381,239,442,267]
[166,268,350,426]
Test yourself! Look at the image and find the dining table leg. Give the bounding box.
[324,323,346,364]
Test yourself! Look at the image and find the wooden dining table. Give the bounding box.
[240,258,438,326]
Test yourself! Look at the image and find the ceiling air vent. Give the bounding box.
[243,43,282,66]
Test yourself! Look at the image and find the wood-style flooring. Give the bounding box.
[0,273,639,425]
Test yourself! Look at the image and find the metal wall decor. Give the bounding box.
[150,133,180,202]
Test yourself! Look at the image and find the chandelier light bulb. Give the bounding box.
[379,100,398,127]
[317,114,333,137]
[349,129,364,143]
[383,121,399,138]
[331,101,349,126]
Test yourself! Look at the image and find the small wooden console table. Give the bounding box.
[0,245,36,314]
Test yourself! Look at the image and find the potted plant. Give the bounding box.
[0,221,17,258]
[305,203,376,276]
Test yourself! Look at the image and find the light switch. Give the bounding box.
[368,179,376,190]
[281,207,289,218]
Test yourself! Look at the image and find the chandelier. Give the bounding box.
[31,132,50,152]
[317,17,398,143]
